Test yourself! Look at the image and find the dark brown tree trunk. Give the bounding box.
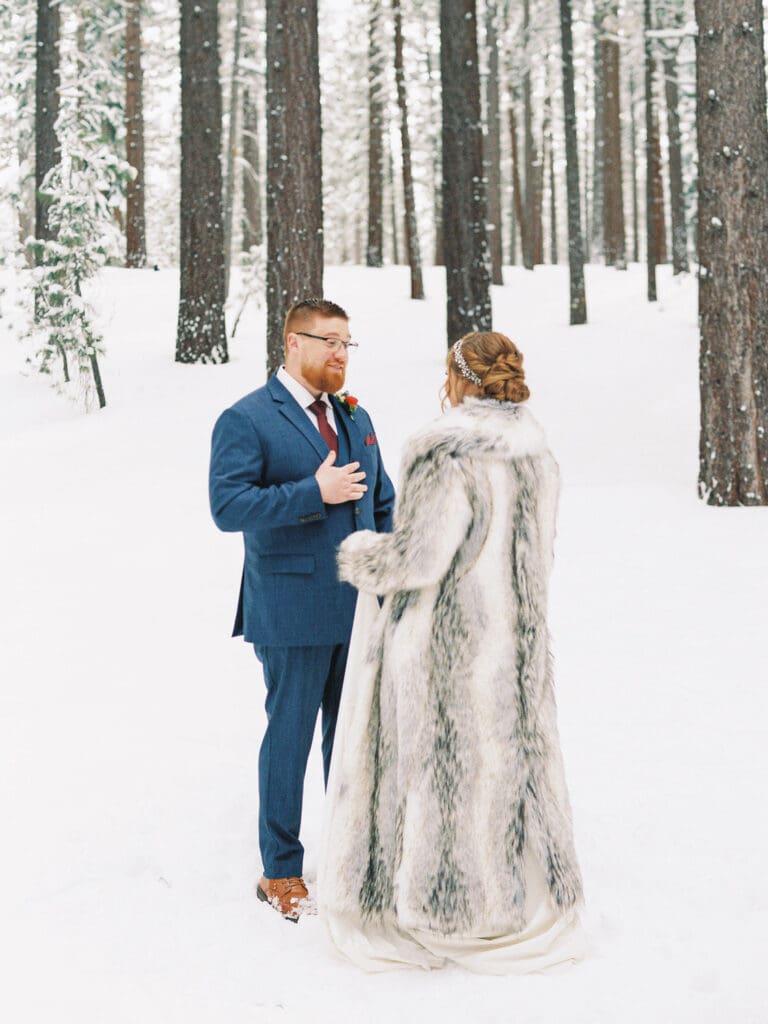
[696,0,768,504]
[508,97,530,272]
[35,0,60,250]
[441,0,491,343]
[387,138,400,264]
[265,0,322,374]
[223,0,244,295]
[125,0,146,268]
[367,0,384,267]
[592,9,604,261]
[521,0,536,270]
[241,28,262,251]
[643,0,657,301]
[546,94,557,264]
[651,108,666,265]
[663,50,688,274]
[393,0,424,299]
[484,0,503,284]
[176,0,227,364]
[601,8,626,268]
[629,68,640,263]
[559,0,587,323]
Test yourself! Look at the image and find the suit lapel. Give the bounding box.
[268,374,328,461]
[330,394,363,462]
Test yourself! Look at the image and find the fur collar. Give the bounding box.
[406,398,547,464]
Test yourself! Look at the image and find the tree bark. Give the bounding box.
[521,0,537,269]
[643,0,657,301]
[265,0,323,374]
[35,0,60,250]
[696,0,768,504]
[484,0,503,284]
[125,0,146,268]
[629,68,640,264]
[591,8,604,262]
[651,107,666,265]
[223,0,244,295]
[600,6,626,268]
[387,137,399,264]
[176,0,227,364]
[393,0,424,299]
[241,25,262,251]
[508,95,530,271]
[663,49,688,274]
[367,0,384,267]
[545,93,557,264]
[441,0,491,343]
[558,0,587,324]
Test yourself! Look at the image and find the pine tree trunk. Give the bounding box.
[265,0,322,374]
[35,0,60,250]
[223,0,244,296]
[601,9,626,268]
[176,0,227,364]
[651,108,666,265]
[629,68,640,263]
[484,0,503,284]
[440,0,491,343]
[393,0,424,299]
[559,0,587,324]
[643,0,657,301]
[663,50,688,274]
[508,97,530,272]
[547,95,558,264]
[522,0,536,270]
[592,11,604,262]
[241,28,262,251]
[387,139,400,264]
[125,0,146,268]
[367,0,384,267]
[696,0,768,504]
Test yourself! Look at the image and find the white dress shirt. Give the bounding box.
[277,365,338,433]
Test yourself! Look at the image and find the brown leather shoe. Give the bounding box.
[256,875,310,922]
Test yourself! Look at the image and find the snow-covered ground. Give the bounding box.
[1,264,766,1023]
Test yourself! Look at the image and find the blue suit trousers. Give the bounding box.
[255,642,350,878]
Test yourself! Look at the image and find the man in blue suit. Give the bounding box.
[209,299,395,922]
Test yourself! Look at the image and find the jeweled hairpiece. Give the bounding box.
[452,339,483,386]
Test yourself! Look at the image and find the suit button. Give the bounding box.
[354,507,361,516]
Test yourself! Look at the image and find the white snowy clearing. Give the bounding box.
[1,264,766,1024]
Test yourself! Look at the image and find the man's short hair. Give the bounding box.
[283,298,349,346]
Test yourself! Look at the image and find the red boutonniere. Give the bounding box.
[336,391,359,417]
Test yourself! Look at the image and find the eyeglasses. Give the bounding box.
[296,331,358,353]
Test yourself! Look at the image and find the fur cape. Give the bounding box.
[322,398,583,938]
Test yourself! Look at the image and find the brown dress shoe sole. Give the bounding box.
[256,883,299,923]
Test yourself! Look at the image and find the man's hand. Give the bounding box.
[315,451,368,504]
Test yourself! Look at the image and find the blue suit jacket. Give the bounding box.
[209,374,395,646]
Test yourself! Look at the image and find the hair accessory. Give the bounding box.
[452,340,483,386]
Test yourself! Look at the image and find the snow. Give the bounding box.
[1,263,767,1023]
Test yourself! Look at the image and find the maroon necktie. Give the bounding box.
[309,399,338,456]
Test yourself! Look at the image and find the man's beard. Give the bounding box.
[301,359,345,395]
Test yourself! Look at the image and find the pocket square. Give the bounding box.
[365,433,377,446]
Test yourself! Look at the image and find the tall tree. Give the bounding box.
[176,0,227,364]
[223,0,244,296]
[696,0,768,504]
[393,0,423,299]
[661,35,688,273]
[367,0,384,267]
[35,0,60,251]
[558,0,587,323]
[591,6,604,261]
[241,21,262,251]
[484,0,503,284]
[265,0,322,372]
[125,0,146,268]
[643,0,657,301]
[629,68,640,264]
[441,0,491,343]
[599,1,626,268]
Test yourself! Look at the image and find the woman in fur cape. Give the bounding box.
[318,332,585,974]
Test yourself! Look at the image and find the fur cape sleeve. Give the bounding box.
[337,445,472,595]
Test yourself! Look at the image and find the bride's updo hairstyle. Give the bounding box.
[449,331,530,403]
